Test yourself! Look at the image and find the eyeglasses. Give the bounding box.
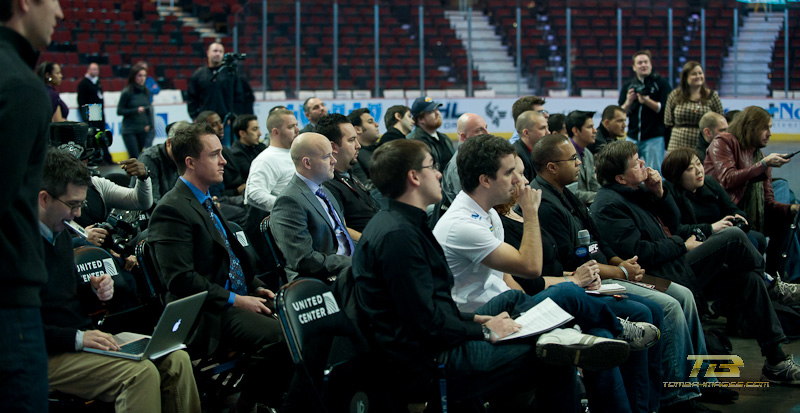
[551,154,579,163]
[420,162,440,172]
[51,196,87,212]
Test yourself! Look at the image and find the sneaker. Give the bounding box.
[616,317,660,351]
[536,328,630,371]
[761,356,800,385]
[768,274,800,306]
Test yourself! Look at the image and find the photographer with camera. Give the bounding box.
[186,41,254,145]
[619,50,672,174]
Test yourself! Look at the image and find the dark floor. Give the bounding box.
[699,316,800,413]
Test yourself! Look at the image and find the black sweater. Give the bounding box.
[0,27,50,308]
[40,231,95,354]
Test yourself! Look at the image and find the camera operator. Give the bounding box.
[619,50,672,173]
[186,41,254,138]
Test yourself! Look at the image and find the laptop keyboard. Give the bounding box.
[118,338,150,355]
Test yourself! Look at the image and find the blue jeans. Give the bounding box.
[443,289,579,411]
[627,136,665,174]
[609,280,705,406]
[586,294,663,413]
[0,308,48,412]
[448,284,630,412]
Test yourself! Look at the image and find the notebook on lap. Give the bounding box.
[84,291,207,361]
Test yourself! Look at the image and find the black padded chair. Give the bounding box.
[276,277,374,412]
[260,216,288,288]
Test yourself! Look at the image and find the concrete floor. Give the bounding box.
[700,317,800,413]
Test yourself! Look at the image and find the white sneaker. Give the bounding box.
[536,328,630,371]
[616,317,660,351]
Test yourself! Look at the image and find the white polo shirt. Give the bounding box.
[433,191,509,312]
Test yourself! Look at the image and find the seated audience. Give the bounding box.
[148,123,291,411]
[508,95,548,144]
[40,150,200,412]
[318,114,380,239]
[512,110,549,182]
[592,140,800,384]
[230,114,267,181]
[407,96,455,171]
[695,112,728,163]
[348,107,380,184]
[434,134,660,412]
[547,113,567,136]
[442,112,489,204]
[379,104,413,144]
[139,121,189,204]
[354,139,628,411]
[588,105,627,155]
[245,108,299,213]
[530,135,735,410]
[270,133,352,283]
[564,111,601,205]
[704,106,799,276]
[663,148,799,306]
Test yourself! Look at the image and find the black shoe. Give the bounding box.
[660,399,721,413]
[699,387,739,404]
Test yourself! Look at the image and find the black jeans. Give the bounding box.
[684,227,786,349]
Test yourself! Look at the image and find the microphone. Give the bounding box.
[575,230,591,262]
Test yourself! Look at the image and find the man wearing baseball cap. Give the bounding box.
[407,96,456,171]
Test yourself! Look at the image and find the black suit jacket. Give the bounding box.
[513,139,535,182]
[148,179,265,354]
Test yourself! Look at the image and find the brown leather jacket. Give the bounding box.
[703,132,791,216]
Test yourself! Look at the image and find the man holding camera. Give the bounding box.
[619,50,671,173]
[186,41,254,127]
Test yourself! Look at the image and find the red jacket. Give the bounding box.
[703,132,791,217]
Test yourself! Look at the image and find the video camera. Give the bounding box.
[223,52,247,65]
[50,103,112,166]
[96,209,146,256]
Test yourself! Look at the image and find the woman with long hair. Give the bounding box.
[704,105,799,277]
[117,64,153,158]
[664,61,723,151]
[37,61,68,122]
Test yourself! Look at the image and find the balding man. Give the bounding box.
[270,133,352,283]
[696,112,727,163]
[442,113,489,204]
[77,62,104,122]
[513,110,550,181]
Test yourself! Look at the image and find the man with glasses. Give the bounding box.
[508,96,548,144]
[39,150,201,412]
[270,133,352,283]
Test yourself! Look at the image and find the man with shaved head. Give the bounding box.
[442,113,489,204]
[514,110,550,181]
[270,133,352,283]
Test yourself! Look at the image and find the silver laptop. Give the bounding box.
[84,291,207,361]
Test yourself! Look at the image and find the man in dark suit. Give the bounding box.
[270,132,352,283]
[148,123,289,411]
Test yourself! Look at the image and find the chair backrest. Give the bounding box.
[260,216,288,284]
[135,240,165,305]
[73,245,118,286]
[277,278,356,364]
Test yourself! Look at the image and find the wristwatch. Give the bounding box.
[481,324,492,342]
